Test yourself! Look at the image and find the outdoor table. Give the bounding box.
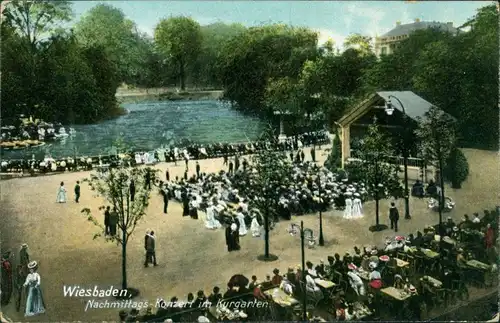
[209,306,248,320]
[466,260,490,271]
[380,287,413,301]
[314,278,336,289]
[421,248,440,259]
[356,270,370,281]
[443,236,456,245]
[264,288,299,307]
[420,275,442,288]
[394,258,409,268]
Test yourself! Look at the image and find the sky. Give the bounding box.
[71,1,492,47]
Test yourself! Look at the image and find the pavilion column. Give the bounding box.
[341,125,351,168]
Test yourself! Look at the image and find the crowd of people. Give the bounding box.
[0,131,330,174]
[117,207,498,322]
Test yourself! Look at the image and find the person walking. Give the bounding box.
[165,169,170,182]
[144,231,157,267]
[161,186,169,214]
[196,161,201,179]
[129,180,135,202]
[109,207,118,236]
[74,181,81,203]
[311,147,316,162]
[104,206,111,235]
[389,202,400,232]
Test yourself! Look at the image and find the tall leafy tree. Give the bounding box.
[74,4,151,84]
[348,121,402,231]
[154,16,202,90]
[343,33,373,55]
[2,0,72,49]
[81,167,159,295]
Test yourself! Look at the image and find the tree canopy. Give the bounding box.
[2,1,497,148]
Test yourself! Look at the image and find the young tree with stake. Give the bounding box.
[81,167,158,298]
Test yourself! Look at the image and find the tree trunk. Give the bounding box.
[121,230,127,290]
[179,61,186,91]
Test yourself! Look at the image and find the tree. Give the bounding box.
[74,4,151,84]
[352,121,402,232]
[343,33,372,55]
[324,129,342,171]
[444,146,469,189]
[154,16,202,90]
[250,128,294,261]
[416,106,456,202]
[2,0,72,49]
[81,167,158,296]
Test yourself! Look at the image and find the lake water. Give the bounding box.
[2,100,266,159]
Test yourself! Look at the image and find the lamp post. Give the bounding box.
[431,127,446,237]
[385,95,411,219]
[300,221,308,321]
[317,176,325,246]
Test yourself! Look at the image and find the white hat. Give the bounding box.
[354,193,360,197]
[231,223,237,231]
[28,261,38,269]
[369,262,377,269]
[198,316,210,322]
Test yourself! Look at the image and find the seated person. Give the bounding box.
[280,276,294,295]
[393,274,405,289]
[459,214,472,230]
[192,290,207,308]
[325,256,336,279]
[411,180,425,198]
[413,232,424,248]
[315,260,326,278]
[248,275,258,290]
[456,248,468,267]
[306,261,318,278]
[271,268,283,286]
[208,286,222,305]
[286,267,297,286]
[426,180,438,197]
[360,255,371,271]
[333,253,344,273]
[368,263,383,290]
[305,273,324,303]
[260,274,273,289]
[444,217,456,235]
[252,283,268,301]
[352,247,362,267]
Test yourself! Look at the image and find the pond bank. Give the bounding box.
[116,88,224,104]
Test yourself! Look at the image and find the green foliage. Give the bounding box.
[154,16,203,90]
[73,4,153,85]
[250,144,294,219]
[354,122,403,199]
[81,167,159,245]
[362,5,498,149]
[416,106,457,169]
[3,0,72,48]
[444,147,469,189]
[324,129,342,171]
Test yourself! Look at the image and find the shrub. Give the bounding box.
[324,129,342,171]
[444,147,469,189]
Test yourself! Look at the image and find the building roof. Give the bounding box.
[376,91,433,120]
[338,91,441,127]
[381,21,458,38]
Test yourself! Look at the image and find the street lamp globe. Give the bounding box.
[385,101,395,116]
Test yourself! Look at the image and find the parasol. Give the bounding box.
[228,274,249,288]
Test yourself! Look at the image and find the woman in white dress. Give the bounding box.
[56,181,67,203]
[23,261,45,317]
[343,192,353,219]
[204,202,221,230]
[236,210,248,236]
[250,213,262,237]
[352,193,363,218]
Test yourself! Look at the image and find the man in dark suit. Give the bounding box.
[144,231,157,267]
[389,202,400,232]
[311,147,316,162]
[196,161,201,179]
[161,186,169,214]
[104,206,111,235]
[165,169,170,182]
[109,207,118,236]
[74,181,81,203]
[129,180,135,202]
